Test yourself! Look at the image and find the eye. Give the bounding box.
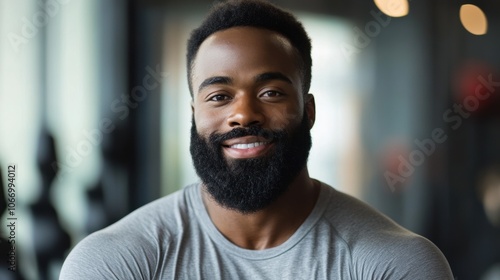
[260,90,283,98]
[208,94,231,102]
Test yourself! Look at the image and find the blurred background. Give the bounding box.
[0,0,499,279]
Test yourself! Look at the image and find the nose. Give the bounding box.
[227,94,265,128]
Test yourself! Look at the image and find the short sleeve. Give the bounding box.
[59,230,156,280]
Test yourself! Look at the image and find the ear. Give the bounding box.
[305,94,315,129]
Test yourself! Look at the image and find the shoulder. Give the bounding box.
[59,228,154,279]
[60,184,198,280]
[320,184,409,241]
[351,232,454,279]
[319,183,454,279]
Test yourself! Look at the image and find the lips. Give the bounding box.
[229,141,268,149]
[222,136,273,158]
[222,136,270,147]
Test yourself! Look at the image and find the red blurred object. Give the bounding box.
[454,61,498,115]
[382,141,411,193]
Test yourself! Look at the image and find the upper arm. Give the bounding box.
[396,236,454,280]
[353,235,454,280]
[59,231,156,280]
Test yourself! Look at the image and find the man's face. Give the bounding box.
[190,27,315,213]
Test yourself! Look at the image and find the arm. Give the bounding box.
[353,234,454,280]
[59,230,156,280]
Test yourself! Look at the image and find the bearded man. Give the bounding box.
[60,1,454,279]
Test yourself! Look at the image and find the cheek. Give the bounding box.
[194,106,225,135]
[265,104,304,131]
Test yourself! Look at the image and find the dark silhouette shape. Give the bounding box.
[30,130,70,280]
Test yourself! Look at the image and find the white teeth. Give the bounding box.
[230,142,267,149]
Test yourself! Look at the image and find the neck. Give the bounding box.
[202,168,320,250]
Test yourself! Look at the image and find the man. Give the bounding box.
[60,0,454,279]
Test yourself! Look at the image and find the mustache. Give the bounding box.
[208,126,286,146]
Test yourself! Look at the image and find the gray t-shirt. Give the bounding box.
[60,182,454,279]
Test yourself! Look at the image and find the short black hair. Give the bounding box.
[186,0,312,96]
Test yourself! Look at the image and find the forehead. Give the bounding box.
[192,27,301,90]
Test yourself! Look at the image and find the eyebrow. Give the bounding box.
[198,76,232,93]
[254,72,293,85]
[197,72,293,93]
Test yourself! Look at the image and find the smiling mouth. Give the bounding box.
[221,137,274,159]
[227,141,269,149]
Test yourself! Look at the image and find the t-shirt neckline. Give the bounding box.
[190,181,331,260]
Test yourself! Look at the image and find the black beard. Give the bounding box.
[189,113,312,214]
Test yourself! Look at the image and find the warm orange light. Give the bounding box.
[460,4,488,35]
[374,0,409,18]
